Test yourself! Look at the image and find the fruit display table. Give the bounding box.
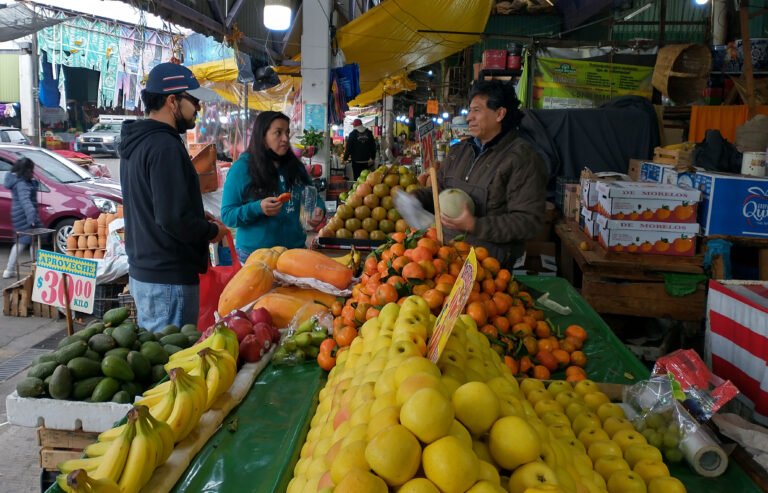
[167,276,760,492]
[555,221,708,321]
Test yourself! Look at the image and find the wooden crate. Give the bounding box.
[3,274,61,319]
[37,427,99,471]
[3,274,33,317]
[652,146,693,167]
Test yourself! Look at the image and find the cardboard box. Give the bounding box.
[596,181,701,223]
[513,242,557,277]
[628,159,643,181]
[694,171,768,238]
[482,49,507,69]
[639,161,698,188]
[581,206,599,239]
[595,215,700,256]
[580,170,629,211]
[563,184,581,222]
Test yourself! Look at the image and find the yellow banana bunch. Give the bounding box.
[117,407,160,493]
[164,367,207,442]
[90,411,136,483]
[331,245,361,271]
[144,405,175,465]
[58,457,102,475]
[202,348,237,409]
[56,469,120,493]
[166,347,237,409]
[168,325,239,362]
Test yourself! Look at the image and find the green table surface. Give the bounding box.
[47,277,761,492]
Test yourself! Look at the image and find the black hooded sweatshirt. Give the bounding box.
[119,119,218,285]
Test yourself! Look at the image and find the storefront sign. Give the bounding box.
[426,99,439,114]
[427,248,477,363]
[32,251,98,314]
[533,57,653,109]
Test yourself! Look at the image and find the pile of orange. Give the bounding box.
[326,228,591,379]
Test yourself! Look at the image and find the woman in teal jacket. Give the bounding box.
[221,111,325,263]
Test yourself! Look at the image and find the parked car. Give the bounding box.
[74,115,138,157]
[0,144,122,253]
[0,126,31,145]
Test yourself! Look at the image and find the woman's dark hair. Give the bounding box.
[140,90,170,114]
[245,111,310,200]
[468,80,524,132]
[11,157,34,181]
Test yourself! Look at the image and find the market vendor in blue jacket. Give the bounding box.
[221,111,326,263]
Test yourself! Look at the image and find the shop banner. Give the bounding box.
[32,250,98,314]
[428,248,477,363]
[533,57,653,109]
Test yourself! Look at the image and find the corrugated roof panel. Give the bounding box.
[613,0,708,43]
[0,55,20,102]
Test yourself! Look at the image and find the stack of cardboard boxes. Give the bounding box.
[579,171,702,256]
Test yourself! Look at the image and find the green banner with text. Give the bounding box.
[533,57,653,109]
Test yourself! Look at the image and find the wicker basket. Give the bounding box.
[652,44,712,105]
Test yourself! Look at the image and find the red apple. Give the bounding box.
[239,333,265,362]
[249,307,273,327]
[226,317,254,343]
[252,324,272,351]
[253,321,279,343]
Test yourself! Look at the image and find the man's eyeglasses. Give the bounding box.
[177,92,200,107]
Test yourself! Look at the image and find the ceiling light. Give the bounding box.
[694,0,708,4]
[427,70,433,76]
[264,0,292,31]
[442,112,449,118]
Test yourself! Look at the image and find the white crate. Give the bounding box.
[6,392,133,432]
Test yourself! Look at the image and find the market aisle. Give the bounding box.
[0,243,70,492]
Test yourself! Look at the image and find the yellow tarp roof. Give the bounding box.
[188,0,493,109]
[340,0,493,106]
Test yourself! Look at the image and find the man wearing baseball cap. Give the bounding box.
[119,62,227,332]
[343,117,377,178]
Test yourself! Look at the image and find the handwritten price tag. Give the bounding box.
[32,250,98,314]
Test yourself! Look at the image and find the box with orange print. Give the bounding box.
[595,215,700,256]
[596,181,701,223]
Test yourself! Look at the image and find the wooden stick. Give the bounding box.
[62,273,73,336]
[429,166,443,243]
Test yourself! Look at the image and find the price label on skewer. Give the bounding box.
[32,250,98,314]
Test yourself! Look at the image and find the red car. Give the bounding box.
[0,144,122,253]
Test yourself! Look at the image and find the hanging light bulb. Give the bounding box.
[264,0,292,31]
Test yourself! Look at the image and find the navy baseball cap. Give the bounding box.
[144,63,212,100]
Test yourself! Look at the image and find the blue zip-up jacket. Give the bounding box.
[220,152,325,253]
[4,173,40,245]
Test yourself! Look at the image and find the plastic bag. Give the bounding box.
[652,349,739,423]
[623,375,729,476]
[272,302,333,366]
[299,185,318,231]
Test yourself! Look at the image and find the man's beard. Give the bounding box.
[173,107,196,134]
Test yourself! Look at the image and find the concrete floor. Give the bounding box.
[0,155,119,492]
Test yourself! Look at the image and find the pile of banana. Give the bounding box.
[58,405,173,493]
[331,245,362,272]
[56,469,120,493]
[57,326,241,493]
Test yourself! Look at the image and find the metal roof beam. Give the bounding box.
[206,0,225,25]
[225,0,246,29]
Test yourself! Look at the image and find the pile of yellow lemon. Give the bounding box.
[288,295,686,493]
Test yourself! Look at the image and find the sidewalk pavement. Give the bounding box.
[0,243,79,492]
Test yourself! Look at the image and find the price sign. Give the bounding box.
[32,250,98,314]
[427,248,477,363]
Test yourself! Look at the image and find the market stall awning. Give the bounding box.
[338,0,494,105]
[0,3,70,42]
